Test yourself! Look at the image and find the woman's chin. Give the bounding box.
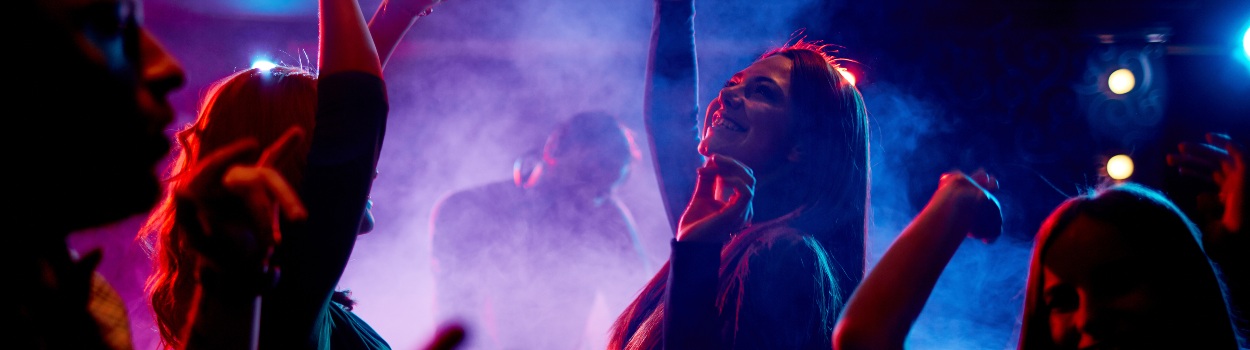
[699,138,734,158]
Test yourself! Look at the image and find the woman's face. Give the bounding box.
[699,55,796,174]
[1040,215,1190,349]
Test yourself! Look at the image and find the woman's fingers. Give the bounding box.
[223,166,308,223]
[1206,132,1232,146]
[1171,140,1232,186]
[719,176,754,225]
[1175,141,1228,168]
[939,170,965,183]
[229,126,307,223]
[1209,132,1246,172]
[939,170,1002,243]
[257,126,306,167]
[221,168,280,246]
[186,139,260,192]
[705,155,755,230]
[677,154,756,242]
[691,158,719,201]
[968,168,998,192]
[678,159,724,241]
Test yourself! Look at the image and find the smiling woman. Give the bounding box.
[606,0,870,348]
[699,55,797,179]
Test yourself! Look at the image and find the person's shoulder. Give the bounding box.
[433,180,524,215]
[443,180,518,201]
[318,70,384,86]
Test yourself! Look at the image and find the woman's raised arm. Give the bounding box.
[645,0,704,233]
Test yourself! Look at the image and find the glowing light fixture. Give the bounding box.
[1107,68,1135,95]
[837,67,857,86]
[252,60,277,71]
[1242,25,1249,60]
[1106,154,1134,180]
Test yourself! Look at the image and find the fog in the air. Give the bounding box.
[65,0,1053,349]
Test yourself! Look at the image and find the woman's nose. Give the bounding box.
[719,86,744,109]
[1074,299,1112,345]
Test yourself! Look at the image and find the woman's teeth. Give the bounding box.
[715,117,746,132]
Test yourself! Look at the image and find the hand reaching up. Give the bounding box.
[1169,132,1247,261]
[833,169,1002,350]
[175,126,308,286]
[370,0,455,68]
[935,169,1003,244]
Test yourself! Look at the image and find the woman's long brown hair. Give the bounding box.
[608,39,869,350]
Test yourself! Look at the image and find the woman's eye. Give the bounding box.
[1045,286,1078,312]
[754,85,775,99]
[723,79,737,88]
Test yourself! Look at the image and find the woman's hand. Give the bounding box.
[176,126,308,279]
[1168,132,1247,261]
[934,169,1002,243]
[676,154,755,243]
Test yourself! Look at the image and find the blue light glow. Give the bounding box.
[251,60,277,71]
[1243,25,1249,60]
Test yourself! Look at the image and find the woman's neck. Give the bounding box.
[752,168,803,224]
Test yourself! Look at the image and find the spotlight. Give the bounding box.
[252,60,277,71]
[1106,154,1134,180]
[1107,68,1135,94]
[837,67,857,86]
[1242,25,1248,60]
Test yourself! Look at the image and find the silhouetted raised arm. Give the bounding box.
[833,171,1000,350]
[320,0,382,77]
[1169,133,1250,347]
[258,0,389,347]
[368,0,449,70]
[645,0,703,233]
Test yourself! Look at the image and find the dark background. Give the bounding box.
[73,0,1249,348]
[797,0,1250,242]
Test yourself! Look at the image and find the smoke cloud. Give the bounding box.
[70,0,1053,349]
[861,81,1033,349]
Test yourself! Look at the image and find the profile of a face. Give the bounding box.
[1041,215,1195,349]
[34,0,185,226]
[47,0,184,130]
[700,55,797,175]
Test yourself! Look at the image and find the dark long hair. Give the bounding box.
[608,39,870,350]
[1019,182,1236,349]
[768,41,870,302]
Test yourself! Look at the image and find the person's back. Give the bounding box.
[430,111,648,349]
